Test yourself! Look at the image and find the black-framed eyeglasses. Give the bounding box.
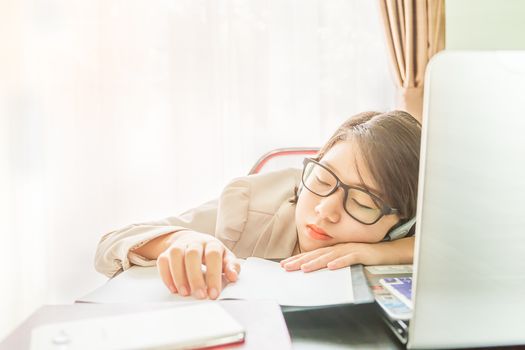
[301,158,399,225]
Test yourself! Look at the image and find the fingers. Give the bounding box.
[158,235,240,300]
[281,249,326,271]
[184,242,207,299]
[167,243,190,296]
[280,253,306,267]
[204,241,224,300]
[300,251,337,272]
[327,253,359,270]
[157,255,177,294]
[223,250,241,282]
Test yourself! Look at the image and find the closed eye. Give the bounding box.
[352,198,374,210]
[315,176,331,186]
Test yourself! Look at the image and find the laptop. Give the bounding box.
[379,51,525,349]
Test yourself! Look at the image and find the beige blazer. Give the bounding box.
[95,168,302,278]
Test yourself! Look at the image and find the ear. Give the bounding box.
[383,217,416,241]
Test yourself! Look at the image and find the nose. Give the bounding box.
[314,189,343,223]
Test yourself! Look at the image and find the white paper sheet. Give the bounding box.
[79,258,353,307]
[220,258,354,306]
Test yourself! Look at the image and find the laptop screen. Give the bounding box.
[409,51,525,349]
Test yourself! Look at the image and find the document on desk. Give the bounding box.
[30,303,245,350]
[79,257,362,307]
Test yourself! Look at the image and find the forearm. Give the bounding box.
[368,236,415,265]
[131,230,189,260]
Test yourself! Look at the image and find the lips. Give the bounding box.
[306,224,332,241]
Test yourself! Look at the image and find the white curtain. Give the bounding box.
[0,0,396,338]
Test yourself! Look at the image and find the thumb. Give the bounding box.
[223,250,241,282]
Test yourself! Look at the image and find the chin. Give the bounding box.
[298,234,325,252]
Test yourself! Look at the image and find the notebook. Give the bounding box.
[364,265,413,322]
[30,303,244,350]
[379,277,413,309]
[1,300,292,350]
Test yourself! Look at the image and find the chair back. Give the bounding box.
[248,147,319,175]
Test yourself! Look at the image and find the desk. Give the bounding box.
[0,301,402,350]
[4,300,524,349]
[285,303,404,349]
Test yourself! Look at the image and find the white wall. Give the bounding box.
[0,0,397,340]
[446,0,525,50]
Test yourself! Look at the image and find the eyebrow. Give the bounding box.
[321,159,383,197]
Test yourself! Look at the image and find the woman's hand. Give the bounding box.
[280,237,415,272]
[280,242,377,272]
[156,231,240,300]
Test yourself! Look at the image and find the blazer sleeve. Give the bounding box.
[94,199,218,278]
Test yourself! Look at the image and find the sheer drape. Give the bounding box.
[0,0,396,338]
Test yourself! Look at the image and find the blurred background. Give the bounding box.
[0,0,399,339]
[4,0,525,341]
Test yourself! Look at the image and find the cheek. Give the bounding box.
[295,191,316,230]
[295,190,397,244]
[296,191,317,217]
[352,228,388,243]
[335,217,393,243]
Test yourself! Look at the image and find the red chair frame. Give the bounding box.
[248,147,319,175]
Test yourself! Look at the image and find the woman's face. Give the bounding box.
[295,140,400,252]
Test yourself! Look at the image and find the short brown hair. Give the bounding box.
[313,110,421,221]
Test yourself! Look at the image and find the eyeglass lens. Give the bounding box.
[302,161,382,224]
